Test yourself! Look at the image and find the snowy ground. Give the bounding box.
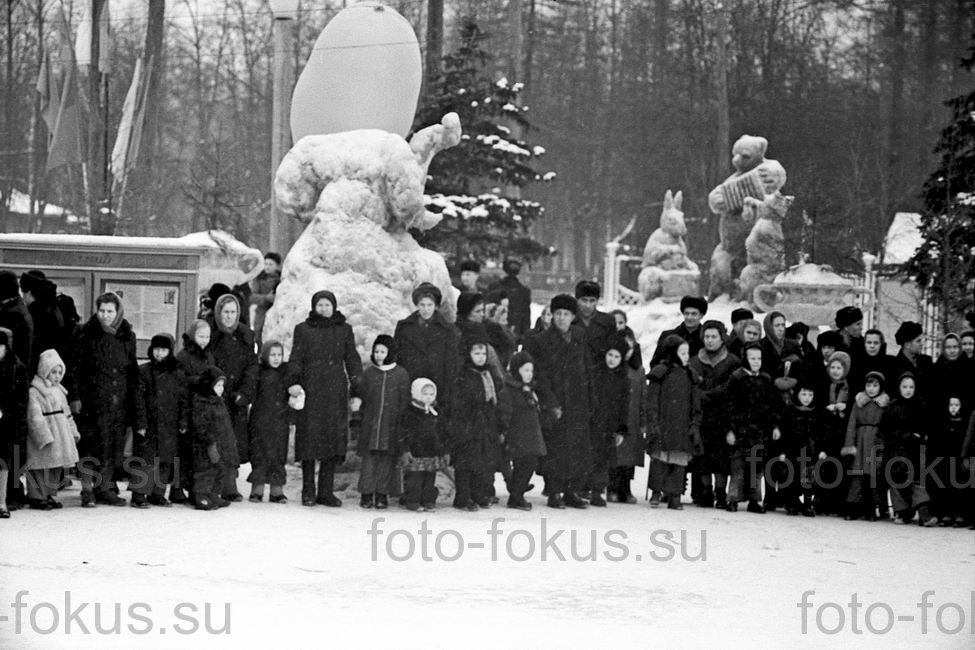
[1,464,972,648]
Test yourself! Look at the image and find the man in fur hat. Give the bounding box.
[573,280,617,368]
[650,295,708,366]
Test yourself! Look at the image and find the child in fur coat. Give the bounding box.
[25,349,79,509]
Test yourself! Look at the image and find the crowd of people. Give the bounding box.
[0,254,973,531]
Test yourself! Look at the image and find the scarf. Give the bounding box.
[373,362,397,372]
[479,368,497,405]
[411,399,438,416]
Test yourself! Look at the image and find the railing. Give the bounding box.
[603,242,644,309]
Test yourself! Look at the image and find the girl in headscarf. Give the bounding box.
[397,377,447,511]
[247,340,292,504]
[25,350,79,509]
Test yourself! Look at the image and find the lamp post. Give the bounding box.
[268,0,299,256]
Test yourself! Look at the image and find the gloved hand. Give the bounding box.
[288,385,303,398]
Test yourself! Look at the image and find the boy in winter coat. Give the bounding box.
[25,349,80,509]
[357,335,410,509]
[174,319,215,505]
[781,382,823,516]
[398,378,447,511]
[590,338,631,507]
[499,351,548,511]
[131,334,188,508]
[842,371,889,520]
[247,341,292,504]
[646,334,702,510]
[191,366,237,510]
[726,343,781,513]
[450,340,504,511]
[0,328,29,518]
[882,372,937,526]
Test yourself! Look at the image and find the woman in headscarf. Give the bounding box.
[288,290,362,507]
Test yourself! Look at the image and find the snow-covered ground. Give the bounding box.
[1,466,971,648]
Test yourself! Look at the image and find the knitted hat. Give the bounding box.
[550,293,578,315]
[835,306,863,330]
[679,295,708,315]
[894,321,923,345]
[149,333,174,352]
[411,282,442,307]
[864,370,886,386]
[311,290,337,311]
[575,280,601,300]
[371,334,396,365]
[509,350,534,374]
[0,270,19,301]
[459,260,480,273]
[457,292,484,321]
[263,252,282,265]
[827,350,851,379]
[730,307,754,325]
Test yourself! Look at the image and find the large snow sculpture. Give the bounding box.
[262,113,462,357]
[637,190,700,301]
[706,134,787,300]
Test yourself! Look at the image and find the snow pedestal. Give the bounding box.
[262,115,462,358]
[752,263,870,331]
[637,267,701,303]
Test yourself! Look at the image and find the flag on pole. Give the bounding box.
[110,56,142,181]
[35,52,61,135]
[74,0,92,71]
[47,8,85,171]
[74,0,110,73]
[98,0,112,73]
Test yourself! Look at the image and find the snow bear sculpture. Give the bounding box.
[262,113,462,358]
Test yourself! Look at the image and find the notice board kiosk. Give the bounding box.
[0,234,207,357]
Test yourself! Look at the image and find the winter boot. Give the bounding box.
[589,490,607,507]
[360,493,374,509]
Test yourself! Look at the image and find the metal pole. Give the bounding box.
[269,14,294,255]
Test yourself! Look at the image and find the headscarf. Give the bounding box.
[763,311,786,354]
[95,292,124,335]
[183,319,211,351]
[371,334,397,368]
[410,377,438,415]
[37,348,65,384]
[259,340,285,368]
[214,293,241,335]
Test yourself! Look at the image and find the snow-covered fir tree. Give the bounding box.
[907,40,975,326]
[412,20,556,267]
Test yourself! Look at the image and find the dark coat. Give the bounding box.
[783,405,825,458]
[288,312,361,461]
[449,363,503,472]
[853,350,896,395]
[574,309,617,367]
[525,325,592,478]
[394,311,459,410]
[357,363,411,454]
[688,347,741,466]
[0,297,33,368]
[397,404,443,458]
[646,362,702,456]
[615,367,647,468]
[727,368,780,452]
[191,391,237,467]
[592,362,630,449]
[651,321,705,366]
[72,316,139,462]
[0,351,29,467]
[176,341,215,394]
[499,376,547,459]
[931,355,973,418]
[134,357,188,464]
[891,350,934,404]
[493,275,531,337]
[248,362,291,473]
[27,295,65,375]
[881,396,927,481]
[209,322,259,463]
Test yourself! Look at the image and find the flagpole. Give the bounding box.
[103,71,112,227]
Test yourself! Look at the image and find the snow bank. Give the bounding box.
[882,212,922,266]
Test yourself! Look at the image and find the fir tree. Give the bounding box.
[412,20,555,267]
[906,40,975,327]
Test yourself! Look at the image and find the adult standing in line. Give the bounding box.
[0,271,33,367]
[649,295,708,366]
[208,292,259,502]
[573,280,617,368]
[20,271,64,374]
[70,292,139,507]
[526,294,592,509]
[891,321,934,407]
[288,290,362,507]
[394,283,459,412]
[491,258,532,340]
[249,252,282,346]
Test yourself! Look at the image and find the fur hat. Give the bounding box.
[459,260,480,274]
[502,258,522,275]
[207,283,233,305]
[371,334,396,365]
[149,333,174,352]
[411,282,442,307]
[457,292,484,321]
[730,307,753,325]
[263,252,282,265]
[827,350,851,379]
[550,294,577,315]
[894,321,923,346]
[575,280,601,300]
[816,329,844,351]
[0,270,19,301]
[509,350,534,374]
[835,306,864,330]
[679,295,708,315]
